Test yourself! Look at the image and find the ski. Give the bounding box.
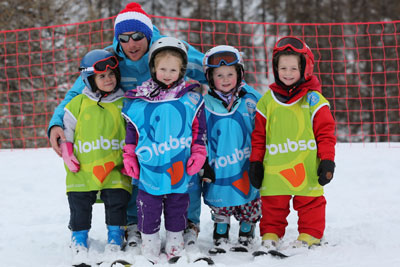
[193,256,214,265]
[267,249,289,258]
[167,255,182,264]
[185,241,214,265]
[73,264,91,267]
[252,249,289,258]
[229,245,249,252]
[208,246,227,255]
[110,259,133,266]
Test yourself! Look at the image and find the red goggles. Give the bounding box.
[274,37,308,54]
[80,56,119,74]
[206,51,239,68]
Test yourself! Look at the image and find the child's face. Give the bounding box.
[94,69,117,93]
[155,55,181,86]
[212,65,238,93]
[277,55,301,87]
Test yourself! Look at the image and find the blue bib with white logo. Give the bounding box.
[123,91,203,195]
[203,93,260,207]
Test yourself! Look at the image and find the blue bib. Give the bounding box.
[203,93,260,207]
[123,91,203,195]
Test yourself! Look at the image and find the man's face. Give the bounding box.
[119,31,149,61]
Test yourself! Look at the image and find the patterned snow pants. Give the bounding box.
[209,197,262,224]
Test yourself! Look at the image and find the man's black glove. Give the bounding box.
[317,160,335,186]
[200,158,215,183]
[249,161,264,189]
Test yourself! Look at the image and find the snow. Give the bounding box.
[1,143,400,267]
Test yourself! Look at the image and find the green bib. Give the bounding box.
[257,90,329,196]
[64,94,131,193]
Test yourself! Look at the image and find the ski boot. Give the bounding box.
[261,233,279,250]
[105,225,124,252]
[141,232,161,264]
[230,221,255,252]
[165,230,185,263]
[184,221,200,246]
[71,230,89,266]
[125,223,141,247]
[291,233,321,248]
[208,223,230,255]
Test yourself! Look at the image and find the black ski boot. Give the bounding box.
[208,223,230,255]
[230,221,255,252]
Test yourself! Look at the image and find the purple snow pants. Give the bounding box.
[136,189,189,234]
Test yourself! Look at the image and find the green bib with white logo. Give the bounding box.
[257,90,329,196]
[64,94,131,193]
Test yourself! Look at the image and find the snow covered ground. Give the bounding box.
[1,143,400,267]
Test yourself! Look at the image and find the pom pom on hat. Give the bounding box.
[114,2,153,42]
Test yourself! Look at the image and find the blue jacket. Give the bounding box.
[203,86,261,207]
[47,26,206,136]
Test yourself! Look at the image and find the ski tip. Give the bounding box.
[268,249,289,258]
[194,257,215,265]
[208,247,227,255]
[229,246,249,252]
[252,250,269,257]
[167,255,181,264]
[110,259,132,266]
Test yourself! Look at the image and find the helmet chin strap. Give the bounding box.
[96,90,113,109]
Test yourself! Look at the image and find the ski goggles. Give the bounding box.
[118,32,146,43]
[80,56,119,74]
[274,37,308,54]
[205,51,240,68]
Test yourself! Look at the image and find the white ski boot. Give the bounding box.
[184,221,199,246]
[141,232,161,264]
[125,223,141,247]
[165,230,184,262]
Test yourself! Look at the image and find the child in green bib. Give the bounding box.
[249,37,336,252]
[60,49,131,264]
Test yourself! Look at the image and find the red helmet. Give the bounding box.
[273,36,314,81]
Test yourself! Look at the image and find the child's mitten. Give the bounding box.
[186,144,207,176]
[60,142,80,172]
[249,161,264,189]
[122,144,140,179]
[200,158,215,183]
[317,160,335,186]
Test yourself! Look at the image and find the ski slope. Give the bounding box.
[1,143,400,267]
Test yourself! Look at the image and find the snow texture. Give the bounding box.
[1,143,400,266]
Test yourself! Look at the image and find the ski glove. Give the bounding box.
[249,161,264,189]
[186,144,207,176]
[200,158,215,183]
[318,160,335,186]
[60,142,80,172]
[122,144,140,179]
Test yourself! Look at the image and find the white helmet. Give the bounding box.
[148,37,188,88]
[202,45,244,90]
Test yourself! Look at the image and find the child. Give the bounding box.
[249,36,336,252]
[121,37,207,263]
[60,49,132,263]
[201,45,262,254]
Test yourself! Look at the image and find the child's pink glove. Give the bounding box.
[186,144,207,176]
[122,144,140,179]
[60,142,80,172]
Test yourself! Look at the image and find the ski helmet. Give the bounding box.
[148,37,188,88]
[79,49,120,92]
[272,36,314,85]
[202,45,244,90]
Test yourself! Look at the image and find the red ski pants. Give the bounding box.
[259,195,326,239]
